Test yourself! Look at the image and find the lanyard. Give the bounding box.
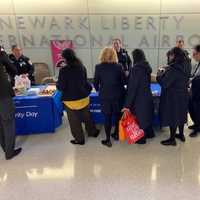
[192,62,200,77]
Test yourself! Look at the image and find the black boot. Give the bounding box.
[104,114,112,146]
[111,114,121,141]
[6,148,22,160]
[175,134,186,142]
[101,140,112,147]
[136,137,146,144]
[188,124,200,130]
[175,125,185,142]
[189,131,198,138]
[161,138,177,146]
[70,140,85,145]
[161,126,177,146]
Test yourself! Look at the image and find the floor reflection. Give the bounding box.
[151,163,158,183]
[0,173,7,183]
[0,124,200,199]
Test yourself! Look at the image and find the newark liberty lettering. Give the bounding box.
[0,15,199,49]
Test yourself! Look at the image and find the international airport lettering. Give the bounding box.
[15,112,38,119]
[0,15,199,48]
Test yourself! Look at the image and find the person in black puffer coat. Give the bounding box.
[157,47,190,146]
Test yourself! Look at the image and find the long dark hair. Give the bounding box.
[132,49,152,75]
[62,48,83,67]
[168,47,187,64]
[132,49,146,64]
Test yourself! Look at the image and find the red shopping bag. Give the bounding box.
[121,111,144,144]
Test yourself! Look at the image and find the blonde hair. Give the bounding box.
[99,47,118,63]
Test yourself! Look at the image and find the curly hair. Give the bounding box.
[99,47,118,64]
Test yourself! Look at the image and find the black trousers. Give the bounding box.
[101,98,124,141]
[0,98,16,158]
[65,105,98,143]
[189,97,200,126]
[104,113,121,141]
[169,125,184,140]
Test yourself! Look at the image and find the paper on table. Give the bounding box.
[28,88,41,94]
[91,87,96,93]
[45,85,57,91]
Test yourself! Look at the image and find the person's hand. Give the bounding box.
[158,67,165,72]
[121,108,130,119]
[28,60,33,65]
[21,74,28,78]
[157,68,166,77]
[188,86,191,94]
[121,108,130,113]
[125,71,129,77]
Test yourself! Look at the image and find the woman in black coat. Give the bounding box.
[57,48,99,145]
[123,49,154,144]
[94,47,126,147]
[157,47,190,146]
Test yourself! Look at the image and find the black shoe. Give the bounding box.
[189,131,198,138]
[6,148,22,160]
[70,140,85,145]
[136,137,146,144]
[111,133,119,141]
[175,134,186,142]
[188,124,200,130]
[161,139,176,146]
[101,140,112,148]
[89,129,100,138]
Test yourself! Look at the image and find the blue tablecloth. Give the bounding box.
[14,83,160,135]
[14,87,63,135]
[90,83,161,126]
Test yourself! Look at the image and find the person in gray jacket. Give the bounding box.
[0,46,22,160]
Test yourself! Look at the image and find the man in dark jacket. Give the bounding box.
[0,46,22,159]
[188,44,200,137]
[9,45,35,85]
[112,38,132,77]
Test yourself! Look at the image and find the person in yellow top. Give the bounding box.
[57,48,99,145]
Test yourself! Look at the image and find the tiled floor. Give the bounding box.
[0,117,200,200]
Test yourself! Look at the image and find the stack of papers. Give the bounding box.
[27,88,41,96]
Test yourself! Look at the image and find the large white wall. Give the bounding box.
[0,0,200,77]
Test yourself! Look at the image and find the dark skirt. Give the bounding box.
[159,91,189,127]
[101,98,124,115]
